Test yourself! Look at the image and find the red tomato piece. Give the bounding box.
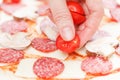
[67,1,85,15]
[3,0,20,4]
[56,34,80,53]
[67,1,86,25]
[71,11,86,25]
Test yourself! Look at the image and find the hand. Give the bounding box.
[47,0,104,48]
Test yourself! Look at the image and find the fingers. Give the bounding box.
[77,0,104,47]
[48,0,75,41]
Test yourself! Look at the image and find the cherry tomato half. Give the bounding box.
[56,34,80,53]
[67,1,86,25]
[3,0,20,4]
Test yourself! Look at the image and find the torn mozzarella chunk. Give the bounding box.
[0,69,25,80]
[21,0,44,6]
[100,22,120,38]
[0,12,13,25]
[90,71,120,80]
[109,54,120,70]
[37,16,58,41]
[0,32,31,50]
[35,16,46,34]
[92,30,111,40]
[0,0,2,3]
[104,8,112,18]
[55,60,86,79]
[85,37,119,57]
[116,0,120,4]
[24,47,68,60]
[15,58,37,78]
[13,6,39,20]
[0,69,10,80]
[75,47,87,56]
[102,0,117,9]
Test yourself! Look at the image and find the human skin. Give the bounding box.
[47,0,104,48]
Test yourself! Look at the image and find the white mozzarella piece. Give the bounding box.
[25,47,68,60]
[0,69,25,80]
[92,30,111,40]
[85,37,119,57]
[37,16,58,41]
[21,0,44,6]
[0,32,31,50]
[0,63,9,66]
[75,47,87,56]
[100,22,120,38]
[104,8,112,18]
[0,69,10,80]
[0,0,2,3]
[109,54,120,70]
[116,0,120,4]
[102,0,117,9]
[0,12,13,25]
[35,16,46,34]
[13,6,39,20]
[90,72,120,80]
[15,58,37,78]
[55,60,86,79]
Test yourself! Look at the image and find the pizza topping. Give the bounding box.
[81,56,112,75]
[33,57,64,78]
[100,22,120,38]
[75,47,87,57]
[13,6,39,20]
[85,37,119,57]
[92,30,111,40]
[56,34,80,53]
[38,16,58,41]
[0,48,24,63]
[0,11,13,25]
[110,7,120,22]
[67,1,86,25]
[0,20,28,34]
[3,0,20,4]
[102,0,117,9]
[15,58,37,78]
[31,37,57,52]
[0,32,31,50]
[0,3,25,14]
[25,47,68,60]
[55,60,86,79]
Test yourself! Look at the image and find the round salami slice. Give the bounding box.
[0,48,24,63]
[0,20,28,34]
[31,38,57,52]
[81,56,112,75]
[33,57,64,78]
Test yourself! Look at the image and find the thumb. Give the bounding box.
[48,0,75,41]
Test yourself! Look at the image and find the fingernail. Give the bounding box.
[60,26,74,41]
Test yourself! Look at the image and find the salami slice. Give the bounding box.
[0,48,24,63]
[31,37,57,52]
[81,56,112,75]
[0,20,28,34]
[33,57,64,78]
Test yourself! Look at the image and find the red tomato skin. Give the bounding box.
[3,0,20,4]
[71,11,86,25]
[67,1,85,15]
[67,1,86,25]
[56,34,80,53]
